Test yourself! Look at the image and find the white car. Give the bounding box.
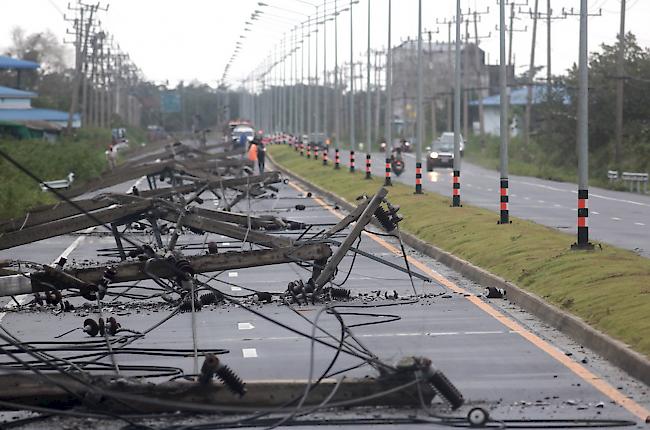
[437,132,464,156]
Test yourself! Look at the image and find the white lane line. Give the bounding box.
[242,348,258,358]
[634,222,645,226]
[511,194,517,197]
[554,204,562,208]
[516,179,650,207]
[524,197,531,200]
[538,200,545,204]
[486,188,493,192]
[0,226,95,321]
[231,286,242,292]
[611,217,621,221]
[592,211,600,215]
[58,226,95,261]
[238,322,255,330]
[223,242,230,246]
[518,180,568,193]
[223,331,514,343]
[125,176,146,194]
[228,272,238,278]
[589,192,650,208]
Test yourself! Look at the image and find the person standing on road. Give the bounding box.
[257,140,266,174]
[105,144,117,170]
[247,137,258,172]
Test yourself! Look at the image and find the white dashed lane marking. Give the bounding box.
[228,272,238,278]
[242,348,258,358]
[238,323,255,330]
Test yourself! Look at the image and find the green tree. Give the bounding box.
[536,33,650,174]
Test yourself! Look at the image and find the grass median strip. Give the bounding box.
[269,145,650,359]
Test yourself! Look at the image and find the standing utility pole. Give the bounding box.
[506,1,528,67]
[569,1,594,250]
[472,9,490,146]
[349,0,356,171]
[614,0,626,172]
[314,6,320,150]
[524,0,540,147]
[415,0,424,194]
[334,0,341,168]
[322,0,328,163]
[365,0,372,179]
[384,0,393,186]
[499,0,510,224]
[452,0,462,206]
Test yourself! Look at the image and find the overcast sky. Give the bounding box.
[1,0,648,88]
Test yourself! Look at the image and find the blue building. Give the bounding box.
[0,55,80,139]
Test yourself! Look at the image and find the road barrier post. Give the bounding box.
[384,157,392,186]
[365,154,371,179]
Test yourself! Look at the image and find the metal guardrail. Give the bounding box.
[608,170,648,193]
[621,172,648,193]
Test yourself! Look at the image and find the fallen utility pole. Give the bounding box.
[0,243,332,296]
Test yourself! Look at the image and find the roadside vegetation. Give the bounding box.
[0,128,110,219]
[270,145,650,359]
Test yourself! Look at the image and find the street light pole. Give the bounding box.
[499,0,509,224]
[415,0,423,194]
[365,0,372,179]
[349,0,355,172]
[452,0,462,206]
[384,0,392,186]
[572,0,593,250]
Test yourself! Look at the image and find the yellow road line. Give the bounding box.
[287,180,650,421]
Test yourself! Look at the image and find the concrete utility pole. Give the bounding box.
[334,0,341,168]
[374,50,381,147]
[614,0,626,172]
[314,6,320,145]
[571,0,593,250]
[307,23,312,150]
[507,0,528,67]
[365,0,372,179]
[349,0,356,170]
[452,0,462,206]
[415,0,424,194]
[323,0,328,155]
[384,0,393,186]
[499,0,510,224]
[428,32,436,141]
[524,0,539,147]
[547,0,551,88]
[472,10,489,146]
[436,17,455,133]
[300,24,306,139]
[463,17,470,140]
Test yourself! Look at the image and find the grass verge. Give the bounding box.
[270,144,650,359]
[0,128,130,219]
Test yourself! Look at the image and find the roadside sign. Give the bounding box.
[160,91,181,113]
